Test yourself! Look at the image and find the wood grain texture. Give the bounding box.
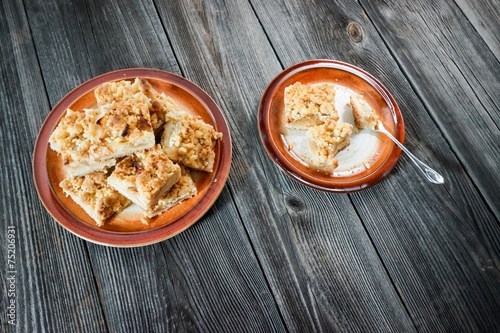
[23,0,287,331]
[154,0,416,331]
[89,193,285,332]
[0,1,106,332]
[357,1,500,330]
[360,0,500,219]
[455,0,500,62]
[3,0,499,332]
[250,0,500,331]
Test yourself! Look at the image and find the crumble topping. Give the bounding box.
[307,119,353,170]
[98,94,153,141]
[146,167,198,218]
[161,112,223,172]
[108,146,181,210]
[138,78,181,133]
[60,171,130,226]
[94,78,142,106]
[284,82,338,129]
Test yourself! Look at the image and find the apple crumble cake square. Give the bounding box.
[107,146,181,210]
[145,167,197,218]
[49,108,118,176]
[60,171,130,227]
[161,112,223,172]
[307,119,353,170]
[284,82,338,129]
[49,84,156,176]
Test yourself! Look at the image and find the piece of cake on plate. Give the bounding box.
[145,167,198,219]
[49,83,156,177]
[307,119,353,170]
[284,82,338,129]
[49,108,118,176]
[161,112,223,172]
[137,78,181,134]
[95,77,181,135]
[107,146,181,211]
[60,171,131,227]
[349,94,380,131]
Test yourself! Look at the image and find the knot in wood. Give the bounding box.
[347,22,363,43]
[285,195,305,212]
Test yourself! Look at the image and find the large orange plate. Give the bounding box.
[258,60,403,192]
[33,68,232,247]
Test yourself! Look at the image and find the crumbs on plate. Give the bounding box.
[284,81,379,170]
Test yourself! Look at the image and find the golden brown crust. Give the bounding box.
[284,82,338,129]
[138,78,181,134]
[49,80,156,176]
[108,146,181,210]
[146,167,197,218]
[161,112,222,172]
[60,171,130,226]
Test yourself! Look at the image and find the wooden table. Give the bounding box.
[1,0,499,332]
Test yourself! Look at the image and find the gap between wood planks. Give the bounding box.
[83,245,111,333]
[357,0,500,224]
[247,0,286,70]
[146,1,292,330]
[147,0,420,330]
[150,0,186,78]
[19,0,118,329]
[346,194,419,330]
[19,0,52,117]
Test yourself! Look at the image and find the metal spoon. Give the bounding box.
[376,121,444,184]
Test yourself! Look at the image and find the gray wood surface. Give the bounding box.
[0,1,107,332]
[360,0,500,219]
[19,0,286,332]
[1,0,499,332]
[455,0,500,61]
[155,0,415,331]
[252,0,500,331]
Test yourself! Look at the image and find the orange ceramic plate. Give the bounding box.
[258,60,404,192]
[33,68,232,247]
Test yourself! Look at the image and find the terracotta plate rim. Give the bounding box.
[258,59,404,192]
[33,68,232,247]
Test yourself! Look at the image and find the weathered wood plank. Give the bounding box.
[360,0,500,218]
[0,1,106,332]
[154,0,417,331]
[24,0,287,331]
[250,0,500,331]
[91,193,285,332]
[455,0,500,62]
[8,0,500,332]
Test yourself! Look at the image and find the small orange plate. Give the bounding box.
[33,68,232,247]
[258,60,404,192]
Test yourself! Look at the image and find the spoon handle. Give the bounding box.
[377,125,444,184]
